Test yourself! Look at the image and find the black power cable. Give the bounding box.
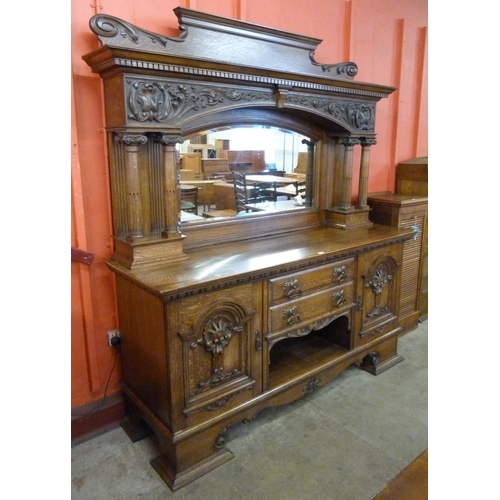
[71,343,120,417]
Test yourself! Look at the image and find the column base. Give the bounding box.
[112,234,188,269]
[324,207,373,230]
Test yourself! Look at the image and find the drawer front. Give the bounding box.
[268,282,354,333]
[268,258,355,303]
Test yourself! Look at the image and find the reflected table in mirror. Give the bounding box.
[181,210,204,222]
[244,200,306,213]
[245,174,293,185]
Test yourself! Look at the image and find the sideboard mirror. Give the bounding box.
[83,7,395,268]
[178,124,314,224]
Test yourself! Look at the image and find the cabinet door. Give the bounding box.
[176,282,263,420]
[354,245,402,346]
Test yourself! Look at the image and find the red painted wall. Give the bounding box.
[71,0,427,409]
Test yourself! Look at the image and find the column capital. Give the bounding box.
[116,133,148,146]
[339,137,361,147]
[158,134,184,147]
[360,137,377,147]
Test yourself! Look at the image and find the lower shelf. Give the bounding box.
[268,334,348,389]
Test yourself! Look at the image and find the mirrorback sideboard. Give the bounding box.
[83,7,415,490]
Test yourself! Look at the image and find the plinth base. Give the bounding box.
[325,207,373,230]
[113,234,188,269]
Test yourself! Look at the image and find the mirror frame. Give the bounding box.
[83,8,395,268]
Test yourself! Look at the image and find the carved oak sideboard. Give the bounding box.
[83,8,414,490]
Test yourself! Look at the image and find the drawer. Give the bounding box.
[202,159,229,173]
[268,258,355,303]
[268,282,354,333]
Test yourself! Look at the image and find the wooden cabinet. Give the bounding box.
[396,157,428,320]
[225,150,266,172]
[110,225,409,490]
[180,152,203,179]
[201,158,230,178]
[367,193,428,333]
[396,157,428,197]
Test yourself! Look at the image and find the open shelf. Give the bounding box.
[268,316,350,389]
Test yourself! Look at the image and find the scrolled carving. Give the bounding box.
[302,377,321,394]
[308,99,375,131]
[89,14,187,46]
[116,133,148,146]
[309,51,358,78]
[158,134,184,147]
[126,79,274,124]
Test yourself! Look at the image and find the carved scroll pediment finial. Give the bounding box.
[89,14,187,47]
[309,51,358,78]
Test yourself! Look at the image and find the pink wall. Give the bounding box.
[71,0,427,409]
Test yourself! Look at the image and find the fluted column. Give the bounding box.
[118,133,148,238]
[339,137,360,211]
[356,138,377,209]
[159,134,183,236]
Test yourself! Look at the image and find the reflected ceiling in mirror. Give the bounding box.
[179,126,313,223]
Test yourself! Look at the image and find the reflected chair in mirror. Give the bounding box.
[233,172,277,213]
[295,181,306,197]
[180,186,199,214]
[233,171,251,213]
[250,180,277,203]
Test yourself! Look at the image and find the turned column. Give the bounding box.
[159,134,183,237]
[356,138,377,209]
[118,133,148,238]
[338,137,360,211]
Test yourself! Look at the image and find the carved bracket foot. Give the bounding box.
[361,350,404,375]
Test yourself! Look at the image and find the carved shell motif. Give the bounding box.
[192,314,243,355]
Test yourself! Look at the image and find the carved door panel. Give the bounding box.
[354,245,402,346]
[177,282,263,420]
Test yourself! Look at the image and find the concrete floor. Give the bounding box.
[71,321,427,500]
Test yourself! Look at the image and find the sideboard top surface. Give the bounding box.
[106,225,413,300]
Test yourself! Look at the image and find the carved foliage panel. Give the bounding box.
[177,284,259,417]
[123,76,376,133]
[357,248,400,340]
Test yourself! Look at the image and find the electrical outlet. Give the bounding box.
[107,329,121,346]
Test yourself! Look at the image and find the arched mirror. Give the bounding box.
[178,125,314,224]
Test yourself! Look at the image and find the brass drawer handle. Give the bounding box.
[333,266,348,283]
[284,279,302,298]
[332,290,347,308]
[283,306,301,325]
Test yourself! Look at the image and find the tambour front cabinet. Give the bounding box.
[83,8,415,490]
[368,193,428,334]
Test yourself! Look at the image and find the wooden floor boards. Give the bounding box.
[371,448,428,500]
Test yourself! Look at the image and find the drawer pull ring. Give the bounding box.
[283,306,301,325]
[284,279,302,298]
